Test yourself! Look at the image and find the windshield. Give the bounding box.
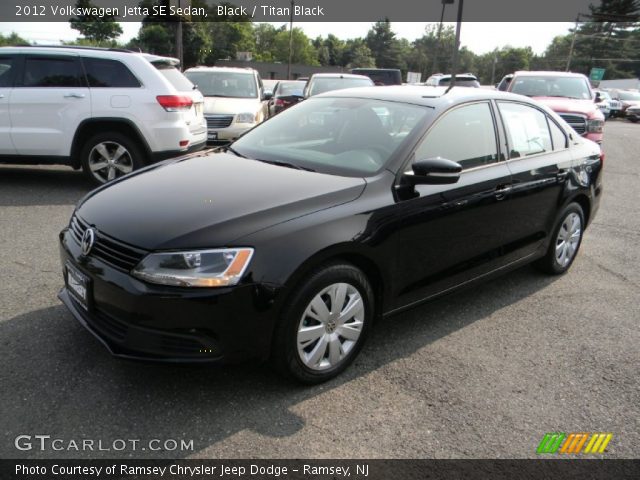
[511,76,592,99]
[437,78,480,87]
[618,90,640,101]
[184,71,258,98]
[276,81,306,97]
[309,77,374,96]
[232,97,430,177]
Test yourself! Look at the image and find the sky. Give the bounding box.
[0,22,573,55]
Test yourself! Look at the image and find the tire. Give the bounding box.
[80,132,145,185]
[534,202,585,275]
[272,263,374,384]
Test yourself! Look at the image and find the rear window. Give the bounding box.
[154,64,195,92]
[83,58,141,88]
[437,77,479,87]
[309,77,374,96]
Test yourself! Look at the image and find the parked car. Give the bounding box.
[59,86,602,383]
[496,74,513,91]
[268,80,306,116]
[625,104,640,122]
[426,73,481,88]
[596,89,622,118]
[0,46,207,184]
[303,73,374,98]
[184,66,271,143]
[350,68,402,85]
[507,71,604,144]
[608,89,640,118]
[593,89,611,119]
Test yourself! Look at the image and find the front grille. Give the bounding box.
[205,115,234,129]
[69,215,147,272]
[558,113,587,135]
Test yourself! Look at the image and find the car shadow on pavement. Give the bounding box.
[0,267,559,459]
[0,165,93,207]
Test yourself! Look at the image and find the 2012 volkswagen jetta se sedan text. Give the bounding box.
[59,86,603,383]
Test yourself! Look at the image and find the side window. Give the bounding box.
[83,58,141,88]
[22,57,83,87]
[0,57,15,88]
[498,102,552,158]
[414,102,499,170]
[548,118,568,150]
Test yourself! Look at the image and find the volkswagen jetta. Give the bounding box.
[59,86,603,383]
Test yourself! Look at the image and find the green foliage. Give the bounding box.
[0,32,29,46]
[69,0,122,43]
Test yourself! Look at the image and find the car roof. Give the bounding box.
[513,70,588,78]
[185,66,256,74]
[315,85,531,107]
[310,73,371,80]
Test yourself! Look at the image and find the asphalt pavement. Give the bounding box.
[0,121,638,459]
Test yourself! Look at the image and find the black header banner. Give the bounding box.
[2,0,634,22]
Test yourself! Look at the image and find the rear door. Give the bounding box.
[495,101,572,256]
[10,54,90,156]
[0,54,16,155]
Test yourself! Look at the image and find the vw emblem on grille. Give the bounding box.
[81,228,96,256]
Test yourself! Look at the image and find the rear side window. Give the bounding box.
[83,58,141,88]
[415,102,499,170]
[22,57,83,87]
[154,64,194,92]
[0,57,15,87]
[498,102,552,158]
[548,118,568,150]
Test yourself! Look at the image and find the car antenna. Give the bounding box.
[445,73,456,94]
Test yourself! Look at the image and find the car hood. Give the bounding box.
[531,97,600,116]
[76,153,366,251]
[202,97,261,115]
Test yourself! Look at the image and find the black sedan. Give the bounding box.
[59,86,603,383]
[268,80,307,117]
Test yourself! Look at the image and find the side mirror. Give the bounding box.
[594,92,602,103]
[405,157,462,185]
[262,90,273,101]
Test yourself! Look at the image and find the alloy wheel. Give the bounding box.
[88,141,133,183]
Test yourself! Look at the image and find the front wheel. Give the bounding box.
[272,263,374,384]
[80,132,144,185]
[534,202,585,275]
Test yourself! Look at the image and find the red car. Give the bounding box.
[507,71,604,144]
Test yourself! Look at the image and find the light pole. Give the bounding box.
[566,14,581,72]
[287,0,294,79]
[431,0,454,75]
[175,0,184,69]
[446,0,464,91]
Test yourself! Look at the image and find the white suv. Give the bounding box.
[0,46,207,184]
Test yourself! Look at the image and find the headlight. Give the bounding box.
[587,118,604,133]
[132,248,254,287]
[235,112,257,124]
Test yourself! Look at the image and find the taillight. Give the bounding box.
[156,95,193,112]
[275,99,285,106]
[600,150,605,167]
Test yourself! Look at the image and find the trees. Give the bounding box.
[0,32,29,46]
[69,0,122,43]
[365,20,405,69]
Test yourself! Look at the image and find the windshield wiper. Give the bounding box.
[256,159,315,172]
[225,146,247,158]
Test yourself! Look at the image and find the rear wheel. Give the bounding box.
[272,263,374,384]
[80,132,144,185]
[534,202,585,275]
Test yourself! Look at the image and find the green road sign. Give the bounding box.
[590,68,606,82]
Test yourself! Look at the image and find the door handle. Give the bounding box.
[64,93,85,99]
[494,185,512,200]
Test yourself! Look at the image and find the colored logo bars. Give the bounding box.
[537,433,613,454]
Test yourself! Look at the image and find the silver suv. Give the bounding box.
[0,46,207,184]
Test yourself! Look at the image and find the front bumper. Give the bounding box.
[207,124,254,143]
[58,228,278,363]
[626,110,640,121]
